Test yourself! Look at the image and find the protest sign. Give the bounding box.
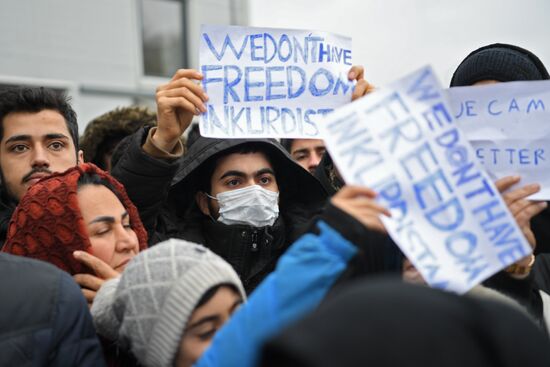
[320,66,532,294]
[199,24,353,138]
[446,81,550,200]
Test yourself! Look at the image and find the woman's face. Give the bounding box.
[175,286,243,367]
[77,184,139,271]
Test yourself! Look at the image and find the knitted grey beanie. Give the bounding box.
[91,238,246,367]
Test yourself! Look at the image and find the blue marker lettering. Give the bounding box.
[263,33,277,64]
[309,68,335,97]
[488,99,502,115]
[202,33,248,61]
[465,100,477,116]
[244,66,264,102]
[287,66,306,99]
[508,98,520,112]
[266,66,286,100]
[201,65,223,94]
[406,68,440,101]
[527,99,545,113]
[278,34,292,62]
[223,65,242,104]
[250,34,264,61]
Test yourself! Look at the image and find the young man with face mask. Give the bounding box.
[112,67,375,293]
[0,87,83,247]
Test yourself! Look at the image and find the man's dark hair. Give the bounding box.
[197,142,277,195]
[0,87,79,151]
[279,138,294,153]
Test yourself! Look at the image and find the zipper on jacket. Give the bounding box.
[251,230,259,252]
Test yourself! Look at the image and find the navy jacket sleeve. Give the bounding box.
[47,272,107,366]
[195,221,358,367]
[0,253,105,367]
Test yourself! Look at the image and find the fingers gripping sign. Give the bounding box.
[348,65,376,102]
[495,176,547,273]
[495,176,548,247]
[73,250,120,305]
[331,185,391,233]
[153,69,209,152]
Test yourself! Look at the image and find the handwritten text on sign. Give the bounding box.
[321,66,531,294]
[447,81,550,200]
[199,24,353,138]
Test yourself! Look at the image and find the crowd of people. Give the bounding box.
[1,43,550,366]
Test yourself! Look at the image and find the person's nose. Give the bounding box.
[30,145,50,169]
[114,224,138,253]
[307,154,321,173]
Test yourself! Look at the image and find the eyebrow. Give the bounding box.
[219,167,275,181]
[4,133,70,145]
[186,299,243,331]
[88,211,128,225]
[186,315,220,331]
[255,168,275,177]
[292,148,310,155]
[219,170,247,180]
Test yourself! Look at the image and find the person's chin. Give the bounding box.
[114,258,132,272]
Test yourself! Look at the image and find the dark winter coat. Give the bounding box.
[0,252,105,366]
[0,195,16,249]
[261,279,550,367]
[112,127,327,293]
[534,254,550,295]
[314,152,344,197]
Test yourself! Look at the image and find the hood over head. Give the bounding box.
[169,136,328,216]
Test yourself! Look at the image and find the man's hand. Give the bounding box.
[153,69,208,152]
[495,176,547,269]
[73,251,120,306]
[331,185,390,233]
[348,65,375,101]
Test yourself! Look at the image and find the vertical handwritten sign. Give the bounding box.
[199,24,353,138]
[446,81,550,200]
[321,66,532,294]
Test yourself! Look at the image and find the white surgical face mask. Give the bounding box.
[207,185,279,227]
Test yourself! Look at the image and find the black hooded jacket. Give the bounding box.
[261,279,550,367]
[0,199,14,248]
[314,152,344,197]
[112,127,327,292]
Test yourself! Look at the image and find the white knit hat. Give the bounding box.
[91,238,246,367]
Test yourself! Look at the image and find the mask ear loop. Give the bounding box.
[204,192,218,222]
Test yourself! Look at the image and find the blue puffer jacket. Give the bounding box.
[0,253,106,367]
[195,220,358,367]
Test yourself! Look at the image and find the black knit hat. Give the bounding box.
[450,43,550,87]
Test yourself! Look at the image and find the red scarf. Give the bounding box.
[2,163,147,274]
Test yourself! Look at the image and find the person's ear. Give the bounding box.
[196,191,211,216]
[77,150,84,164]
